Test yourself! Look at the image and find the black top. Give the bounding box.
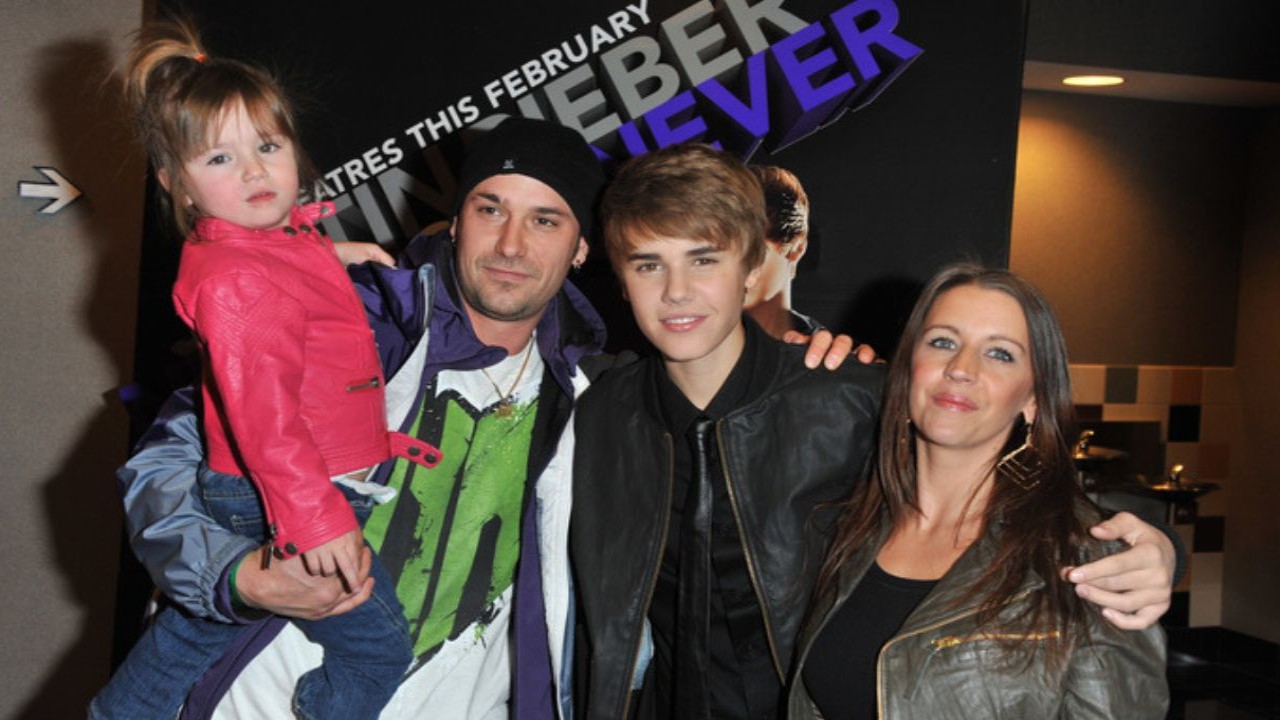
[649,320,780,719]
[802,562,937,720]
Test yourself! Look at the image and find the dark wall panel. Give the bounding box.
[1011,91,1248,367]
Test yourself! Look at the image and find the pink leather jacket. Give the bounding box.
[173,202,388,557]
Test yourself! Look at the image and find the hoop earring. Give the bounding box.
[996,421,1044,490]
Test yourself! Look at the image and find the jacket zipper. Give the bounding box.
[346,377,381,392]
[619,432,676,720]
[876,586,1036,715]
[714,422,787,682]
[261,523,279,569]
[931,629,1061,650]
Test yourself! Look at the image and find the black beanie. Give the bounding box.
[453,117,605,237]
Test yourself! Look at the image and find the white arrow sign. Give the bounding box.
[18,167,82,215]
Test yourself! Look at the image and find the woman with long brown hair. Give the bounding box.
[788,264,1167,719]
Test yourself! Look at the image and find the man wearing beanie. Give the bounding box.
[114,117,612,719]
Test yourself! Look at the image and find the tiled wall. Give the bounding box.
[1070,364,1241,628]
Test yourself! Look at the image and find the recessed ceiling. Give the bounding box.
[1024,61,1280,108]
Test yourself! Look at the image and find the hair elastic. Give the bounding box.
[193,52,207,64]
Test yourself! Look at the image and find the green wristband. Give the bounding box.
[228,554,245,608]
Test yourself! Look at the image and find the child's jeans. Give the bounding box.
[89,465,412,720]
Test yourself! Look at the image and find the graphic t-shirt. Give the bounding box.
[212,340,545,720]
[366,347,541,669]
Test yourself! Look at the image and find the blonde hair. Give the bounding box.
[601,143,767,272]
[123,18,314,235]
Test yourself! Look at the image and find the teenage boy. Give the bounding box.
[569,143,1179,720]
[570,143,883,720]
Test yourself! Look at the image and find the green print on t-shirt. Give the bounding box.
[362,384,536,664]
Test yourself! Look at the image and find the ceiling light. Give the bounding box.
[1062,75,1125,88]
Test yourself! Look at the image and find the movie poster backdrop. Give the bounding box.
[133,0,1026,404]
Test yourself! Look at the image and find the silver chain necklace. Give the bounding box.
[479,339,535,418]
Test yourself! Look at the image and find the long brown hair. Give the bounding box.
[816,263,1090,669]
[122,17,316,235]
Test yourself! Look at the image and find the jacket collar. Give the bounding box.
[832,515,1047,640]
[899,523,1044,637]
[192,201,335,244]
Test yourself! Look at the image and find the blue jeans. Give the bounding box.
[90,466,412,720]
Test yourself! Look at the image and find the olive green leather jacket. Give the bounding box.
[788,503,1168,719]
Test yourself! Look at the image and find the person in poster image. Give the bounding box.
[744,165,822,339]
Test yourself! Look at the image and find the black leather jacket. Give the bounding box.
[570,326,884,720]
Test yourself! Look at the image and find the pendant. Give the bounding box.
[494,396,514,418]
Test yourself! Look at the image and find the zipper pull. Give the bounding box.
[261,523,279,569]
[347,377,381,392]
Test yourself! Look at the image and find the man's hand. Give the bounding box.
[783,329,877,369]
[237,543,374,620]
[1065,511,1175,630]
[333,241,395,267]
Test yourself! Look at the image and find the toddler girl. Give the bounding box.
[90,18,413,720]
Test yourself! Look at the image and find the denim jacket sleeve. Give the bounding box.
[117,387,259,624]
